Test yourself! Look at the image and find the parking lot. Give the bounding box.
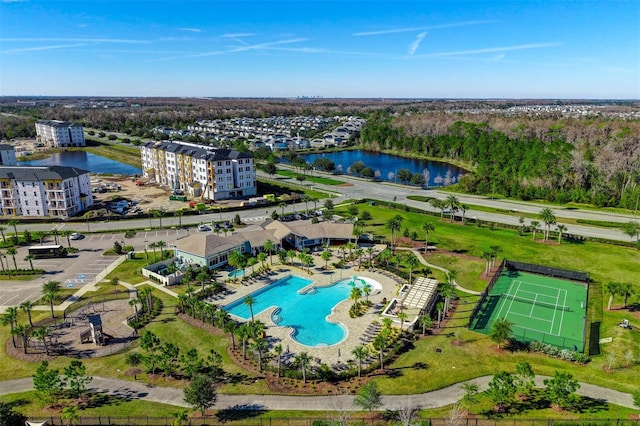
[0,228,189,313]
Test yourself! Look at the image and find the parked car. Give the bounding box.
[69,232,84,240]
[197,224,211,232]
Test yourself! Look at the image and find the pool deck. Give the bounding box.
[213,255,402,369]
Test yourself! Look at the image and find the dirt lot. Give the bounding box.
[91,176,191,212]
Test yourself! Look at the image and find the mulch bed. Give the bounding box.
[5,336,54,363]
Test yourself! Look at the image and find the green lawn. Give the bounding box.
[276,170,346,186]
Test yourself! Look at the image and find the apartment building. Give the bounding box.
[35,120,86,147]
[140,141,256,201]
[0,145,17,166]
[0,166,93,218]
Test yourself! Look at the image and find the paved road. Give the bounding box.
[0,375,634,411]
[10,170,638,243]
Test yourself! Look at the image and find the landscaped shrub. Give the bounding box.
[529,341,590,364]
[124,230,137,238]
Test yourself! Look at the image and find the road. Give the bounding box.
[8,170,638,243]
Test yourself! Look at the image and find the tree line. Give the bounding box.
[361,112,640,208]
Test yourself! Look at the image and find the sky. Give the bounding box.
[0,0,638,99]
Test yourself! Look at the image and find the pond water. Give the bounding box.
[297,150,465,186]
[19,151,142,175]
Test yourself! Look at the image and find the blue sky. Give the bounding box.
[1,0,638,98]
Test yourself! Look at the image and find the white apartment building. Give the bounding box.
[0,166,93,218]
[0,145,17,166]
[140,141,256,201]
[35,120,86,147]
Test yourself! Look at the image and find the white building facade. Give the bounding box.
[140,141,256,201]
[0,166,93,218]
[35,120,86,147]
[0,145,17,166]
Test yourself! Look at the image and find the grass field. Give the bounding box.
[276,170,346,186]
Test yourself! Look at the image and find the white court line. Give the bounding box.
[529,293,539,316]
[556,289,568,337]
[507,311,553,322]
[502,281,522,320]
[495,278,518,319]
[549,288,561,335]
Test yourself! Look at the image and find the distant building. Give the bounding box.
[140,141,256,201]
[0,166,93,218]
[0,145,17,166]
[35,120,86,147]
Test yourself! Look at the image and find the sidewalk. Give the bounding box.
[0,375,634,410]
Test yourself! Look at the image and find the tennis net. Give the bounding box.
[501,293,570,311]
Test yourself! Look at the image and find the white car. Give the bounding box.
[69,232,84,240]
[197,224,211,232]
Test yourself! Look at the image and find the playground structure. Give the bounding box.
[80,314,106,346]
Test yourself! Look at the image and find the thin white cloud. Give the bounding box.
[2,43,86,53]
[419,42,561,57]
[221,33,256,38]
[180,28,202,33]
[151,38,307,62]
[408,32,427,56]
[353,20,497,36]
[262,46,384,57]
[0,37,149,44]
[1,0,28,3]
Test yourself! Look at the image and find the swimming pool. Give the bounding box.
[227,269,245,278]
[224,275,381,347]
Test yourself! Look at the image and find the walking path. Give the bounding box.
[0,375,634,410]
[398,247,482,295]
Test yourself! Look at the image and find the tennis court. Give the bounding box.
[470,269,588,351]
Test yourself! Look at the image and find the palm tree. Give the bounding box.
[294,352,312,383]
[490,318,513,348]
[273,343,283,377]
[279,202,287,217]
[352,345,369,377]
[264,239,275,265]
[62,230,73,248]
[20,300,35,327]
[42,280,62,318]
[436,301,445,328]
[237,323,252,360]
[174,210,184,228]
[556,224,567,243]
[228,250,245,283]
[251,337,268,371]
[1,306,18,348]
[0,226,6,244]
[129,298,140,322]
[13,324,29,354]
[350,287,362,310]
[224,320,237,350]
[446,195,460,222]
[6,247,17,270]
[404,253,419,284]
[422,222,435,253]
[539,208,556,241]
[243,295,255,323]
[321,249,332,269]
[153,209,165,228]
[286,249,296,266]
[397,311,408,330]
[302,195,311,212]
[24,254,35,271]
[156,240,167,260]
[365,247,375,267]
[196,269,208,291]
[385,215,403,246]
[530,220,541,240]
[372,333,389,370]
[7,219,18,239]
[419,314,433,336]
[32,325,50,355]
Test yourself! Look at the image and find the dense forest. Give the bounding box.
[361,112,640,209]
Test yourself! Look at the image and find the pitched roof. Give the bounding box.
[174,233,248,257]
[0,165,90,181]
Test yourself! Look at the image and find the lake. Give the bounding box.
[297,150,465,186]
[19,151,142,175]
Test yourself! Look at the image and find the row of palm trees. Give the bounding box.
[1,280,62,355]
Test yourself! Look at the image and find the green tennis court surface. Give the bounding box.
[470,270,588,351]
